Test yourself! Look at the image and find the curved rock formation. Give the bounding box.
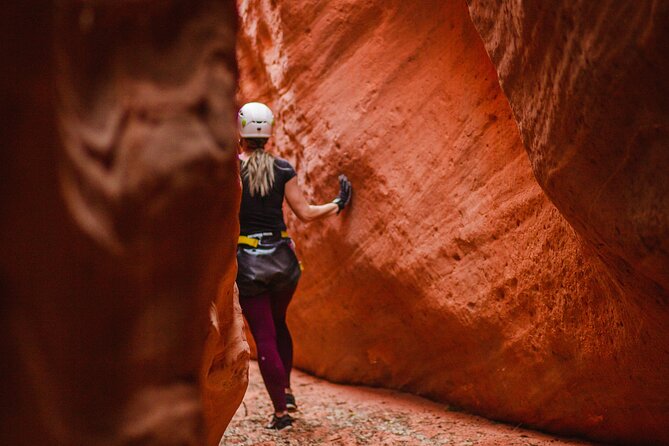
[467,0,669,296]
[1,1,246,444]
[466,1,669,443]
[237,0,669,443]
[201,285,249,446]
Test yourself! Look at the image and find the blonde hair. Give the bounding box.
[241,139,275,197]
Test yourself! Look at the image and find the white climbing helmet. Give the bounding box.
[238,102,274,138]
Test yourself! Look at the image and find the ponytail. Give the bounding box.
[241,138,275,197]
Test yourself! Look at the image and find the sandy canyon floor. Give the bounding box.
[222,362,601,446]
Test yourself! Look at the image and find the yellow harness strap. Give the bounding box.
[237,235,259,247]
[238,231,290,248]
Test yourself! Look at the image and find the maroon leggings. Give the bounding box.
[239,284,296,412]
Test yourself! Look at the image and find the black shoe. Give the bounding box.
[285,393,298,412]
[266,413,293,430]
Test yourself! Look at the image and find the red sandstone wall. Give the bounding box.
[465,1,669,443]
[466,0,669,297]
[1,1,246,444]
[237,0,669,443]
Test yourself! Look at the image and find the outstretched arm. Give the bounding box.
[284,177,338,222]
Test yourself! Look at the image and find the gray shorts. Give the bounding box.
[236,238,301,297]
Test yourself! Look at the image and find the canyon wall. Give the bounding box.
[237,0,669,444]
[1,1,246,445]
[467,0,669,297]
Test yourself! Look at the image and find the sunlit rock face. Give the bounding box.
[237,0,669,443]
[1,1,247,445]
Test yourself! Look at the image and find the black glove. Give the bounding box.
[332,174,352,214]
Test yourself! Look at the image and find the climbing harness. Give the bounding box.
[236,231,302,297]
[238,231,290,248]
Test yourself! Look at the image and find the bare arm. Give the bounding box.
[284,177,339,222]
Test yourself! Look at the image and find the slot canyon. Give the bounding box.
[2,1,667,445]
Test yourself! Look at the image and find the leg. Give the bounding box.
[239,293,288,413]
[270,283,297,389]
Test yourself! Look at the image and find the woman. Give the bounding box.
[235,102,352,430]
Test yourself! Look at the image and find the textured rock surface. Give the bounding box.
[1,1,246,444]
[202,285,250,446]
[465,1,669,443]
[237,0,669,444]
[467,0,669,295]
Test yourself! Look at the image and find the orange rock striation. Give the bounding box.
[467,0,669,296]
[1,1,246,445]
[466,1,669,443]
[237,0,669,444]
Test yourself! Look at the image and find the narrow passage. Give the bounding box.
[222,362,599,446]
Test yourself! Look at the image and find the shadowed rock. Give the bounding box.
[1,1,247,444]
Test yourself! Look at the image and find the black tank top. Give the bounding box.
[239,157,297,234]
